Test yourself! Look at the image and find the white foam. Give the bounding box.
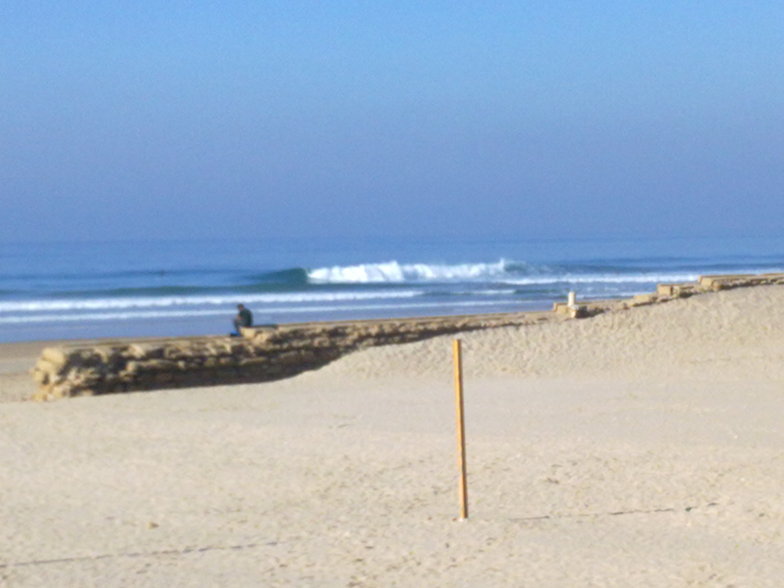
[463,289,518,296]
[0,290,422,314]
[0,300,509,324]
[0,309,229,323]
[503,273,702,286]
[307,260,512,283]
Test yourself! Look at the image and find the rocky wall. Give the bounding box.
[30,273,784,401]
[31,312,555,401]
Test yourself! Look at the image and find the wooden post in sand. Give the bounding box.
[453,339,469,520]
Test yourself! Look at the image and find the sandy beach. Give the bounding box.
[2,285,783,586]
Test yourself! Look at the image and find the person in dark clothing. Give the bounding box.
[232,304,253,336]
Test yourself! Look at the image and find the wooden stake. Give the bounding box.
[453,338,468,520]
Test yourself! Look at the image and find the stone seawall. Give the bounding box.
[30,272,784,401]
[31,312,557,401]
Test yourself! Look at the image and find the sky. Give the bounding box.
[1,1,783,243]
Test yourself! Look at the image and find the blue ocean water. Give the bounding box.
[1,235,783,343]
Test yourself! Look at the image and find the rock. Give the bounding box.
[41,347,69,367]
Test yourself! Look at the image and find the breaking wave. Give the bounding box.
[305,259,709,286]
[307,260,525,283]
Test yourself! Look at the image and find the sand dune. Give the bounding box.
[2,286,783,586]
[322,284,784,382]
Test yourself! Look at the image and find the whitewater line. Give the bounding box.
[0,290,423,313]
[0,300,515,324]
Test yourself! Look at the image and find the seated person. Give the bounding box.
[232,303,253,336]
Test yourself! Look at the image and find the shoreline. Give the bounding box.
[3,271,782,349]
[0,300,557,345]
[6,272,784,402]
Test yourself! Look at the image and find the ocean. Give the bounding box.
[1,235,783,343]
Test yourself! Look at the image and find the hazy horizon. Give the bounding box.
[2,2,782,244]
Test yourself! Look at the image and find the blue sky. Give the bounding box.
[2,1,783,242]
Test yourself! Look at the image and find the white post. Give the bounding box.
[567,291,577,309]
